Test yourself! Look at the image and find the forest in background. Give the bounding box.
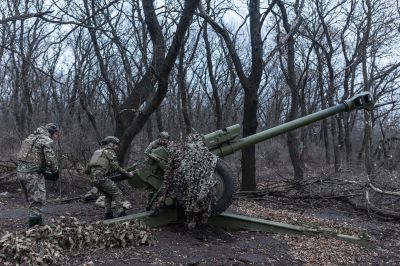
[0,0,400,204]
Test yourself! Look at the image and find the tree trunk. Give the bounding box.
[155,107,164,132]
[277,0,305,186]
[364,112,373,174]
[203,18,223,129]
[178,47,192,135]
[359,0,373,174]
[316,49,330,164]
[241,88,258,191]
[146,116,154,143]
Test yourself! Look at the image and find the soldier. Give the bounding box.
[17,123,60,227]
[85,136,134,219]
[144,131,170,154]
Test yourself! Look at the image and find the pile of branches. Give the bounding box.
[0,216,155,265]
[238,167,400,220]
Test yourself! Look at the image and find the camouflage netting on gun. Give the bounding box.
[151,132,218,229]
[0,216,155,265]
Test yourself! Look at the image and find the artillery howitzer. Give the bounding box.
[107,92,374,245]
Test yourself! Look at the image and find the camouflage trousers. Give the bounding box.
[92,177,124,214]
[17,171,46,217]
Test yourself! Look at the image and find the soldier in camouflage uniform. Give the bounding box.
[85,136,134,219]
[17,123,60,227]
[144,131,170,154]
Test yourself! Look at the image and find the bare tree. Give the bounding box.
[276,0,305,186]
[356,0,400,173]
[202,2,222,129]
[79,0,200,162]
[199,0,277,191]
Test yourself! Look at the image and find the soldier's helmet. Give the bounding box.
[159,131,170,140]
[102,136,120,146]
[45,123,60,135]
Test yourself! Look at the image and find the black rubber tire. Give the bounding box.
[212,159,235,215]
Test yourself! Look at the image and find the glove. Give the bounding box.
[43,171,59,181]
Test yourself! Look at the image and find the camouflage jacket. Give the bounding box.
[86,146,129,178]
[17,126,58,173]
[144,138,169,154]
[144,139,160,154]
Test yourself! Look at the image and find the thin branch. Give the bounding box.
[0,11,53,24]
[367,177,400,196]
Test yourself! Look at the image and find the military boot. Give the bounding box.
[28,214,43,228]
[104,209,113,220]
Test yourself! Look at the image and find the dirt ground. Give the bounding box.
[1,176,400,266]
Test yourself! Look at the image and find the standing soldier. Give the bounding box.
[144,131,170,154]
[17,123,60,227]
[85,136,134,219]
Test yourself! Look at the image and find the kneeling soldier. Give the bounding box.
[85,136,133,219]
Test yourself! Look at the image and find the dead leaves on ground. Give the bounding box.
[234,200,362,235]
[276,234,373,266]
[233,200,373,265]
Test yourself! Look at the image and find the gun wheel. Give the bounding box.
[212,159,235,214]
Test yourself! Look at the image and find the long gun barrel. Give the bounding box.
[121,92,373,193]
[205,92,373,157]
